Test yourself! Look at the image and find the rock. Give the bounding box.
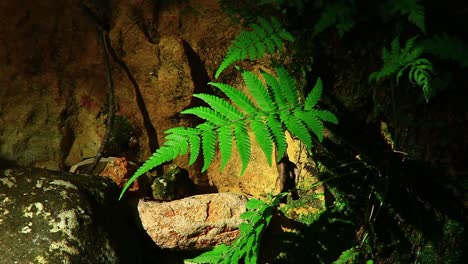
[138,192,248,250]
[150,164,195,201]
[0,167,143,263]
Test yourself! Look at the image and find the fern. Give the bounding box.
[186,193,287,264]
[390,0,425,33]
[369,36,434,102]
[215,17,294,78]
[312,1,356,37]
[119,67,337,199]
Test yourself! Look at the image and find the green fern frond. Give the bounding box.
[182,107,229,126]
[209,82,258,116]
[282,112,312,148]
[193,93,244,121]
[241,70,275,112]
[250,118,274,166]
[234,122,251,175]
[304,78,323,110]
[277,67,299,107]
[200,123,217,172]
[217,125,233,170]
[120,67,337,199]
[369,36,422,83]
[266,114,288,159]
[215,17,294,78]
[369,35,435,102]
[262,70,288,110]
[391,0,425,33]
[313,109,339,124]
[313,1,355,37]
[295,110,324,142]
[187,193,287,264]
[419,34,468,68]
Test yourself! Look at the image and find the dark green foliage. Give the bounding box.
[390,0,425,32]
[215,17,294,78]
[312,1,356,37]
[187,193,287,264]
[419,34,468,68]
[119,67,337,198]
[369,36,434,102]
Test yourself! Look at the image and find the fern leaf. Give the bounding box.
[262,70,288,110]
[209,82,258,116]
[392,0,425,33]
[215,17,294,78]
[218,125,233,170]
[269,16,294,42]
[188,133,201,165]
[234,122,251,175]
[119,142,180,199]
[295,110,324,142]
[282,112,312,149]
[241,70,275,112]
[182,106,229,126]
[250,118,274,166]
[266,114,287,159]
[165,127,201,165]
[276,67,299,107]
[314,109,338,124]
[304,78,323,110]
[193,93,244,121]
[199,123,217,172]
[313,2,355,37]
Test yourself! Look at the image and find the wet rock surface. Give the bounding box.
[0,167,143,263]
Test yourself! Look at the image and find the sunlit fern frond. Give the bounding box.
[120,67,337,199]
[215,17,294,79]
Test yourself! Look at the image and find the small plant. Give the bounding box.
[369,36,434,102]
[119,17,337,199]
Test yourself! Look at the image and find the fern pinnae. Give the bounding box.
[199,123,217,172]
[314,109,339,124]
[182,106,229,126]
[282,112,313,149]
[234,122,251,175]
[266,114,287,159]
[215,17,294,78]
[296,110,324,142]
[193,93,244,121]
[277,67,300,107]
[304,78,323,110]
[262,70,288,110]
[209,82,258,116]
[218,125,233,170]
[250,118,274,166]
[241,70,275,112]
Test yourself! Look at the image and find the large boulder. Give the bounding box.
[0,167,143,263]
[138,192,248,250]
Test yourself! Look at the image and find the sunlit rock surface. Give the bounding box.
[0,167,142,263]
[138,192,247,250]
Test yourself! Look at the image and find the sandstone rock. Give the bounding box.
[0,167,143,263]
[138,192,248,250]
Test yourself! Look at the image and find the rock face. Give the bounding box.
[138,192,248,250]
[0,167,143,263]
